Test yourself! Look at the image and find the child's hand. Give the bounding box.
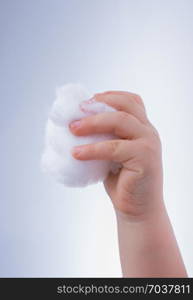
[70,91,187,277]
[70,91,163,220]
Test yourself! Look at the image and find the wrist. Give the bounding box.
[114,198,167,224]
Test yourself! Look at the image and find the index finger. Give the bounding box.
[93,91,149,125]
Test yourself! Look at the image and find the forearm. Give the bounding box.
[116,203,187,278]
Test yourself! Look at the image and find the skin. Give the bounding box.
[69,91,187,277]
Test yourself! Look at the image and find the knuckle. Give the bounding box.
[108,140,120,157]
[147,126,161,145]
[152,126,161,140]
[140,137,160,156]
[140,138,152,152]
[117,111,129,122]
[132,93,142,101]
[132,93,144,106]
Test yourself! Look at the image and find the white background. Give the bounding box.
[0,0,193,276]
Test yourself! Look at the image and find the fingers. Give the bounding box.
[94,91,149,124]
[70,111,147,139]
[99,90,145,107]
[72,139,137,162]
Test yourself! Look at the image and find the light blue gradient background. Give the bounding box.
[1,0,193,277]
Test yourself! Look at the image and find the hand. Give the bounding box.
[70,91,163,220]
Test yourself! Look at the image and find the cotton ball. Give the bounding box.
[41,84,122,187]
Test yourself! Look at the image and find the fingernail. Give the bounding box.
[70,120,81,129]
[71,146,84,156]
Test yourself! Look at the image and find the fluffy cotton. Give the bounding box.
[41,83,121,187]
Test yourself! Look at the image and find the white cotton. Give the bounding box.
[41,83,121,187]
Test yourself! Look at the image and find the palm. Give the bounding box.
[104,164,144,216]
